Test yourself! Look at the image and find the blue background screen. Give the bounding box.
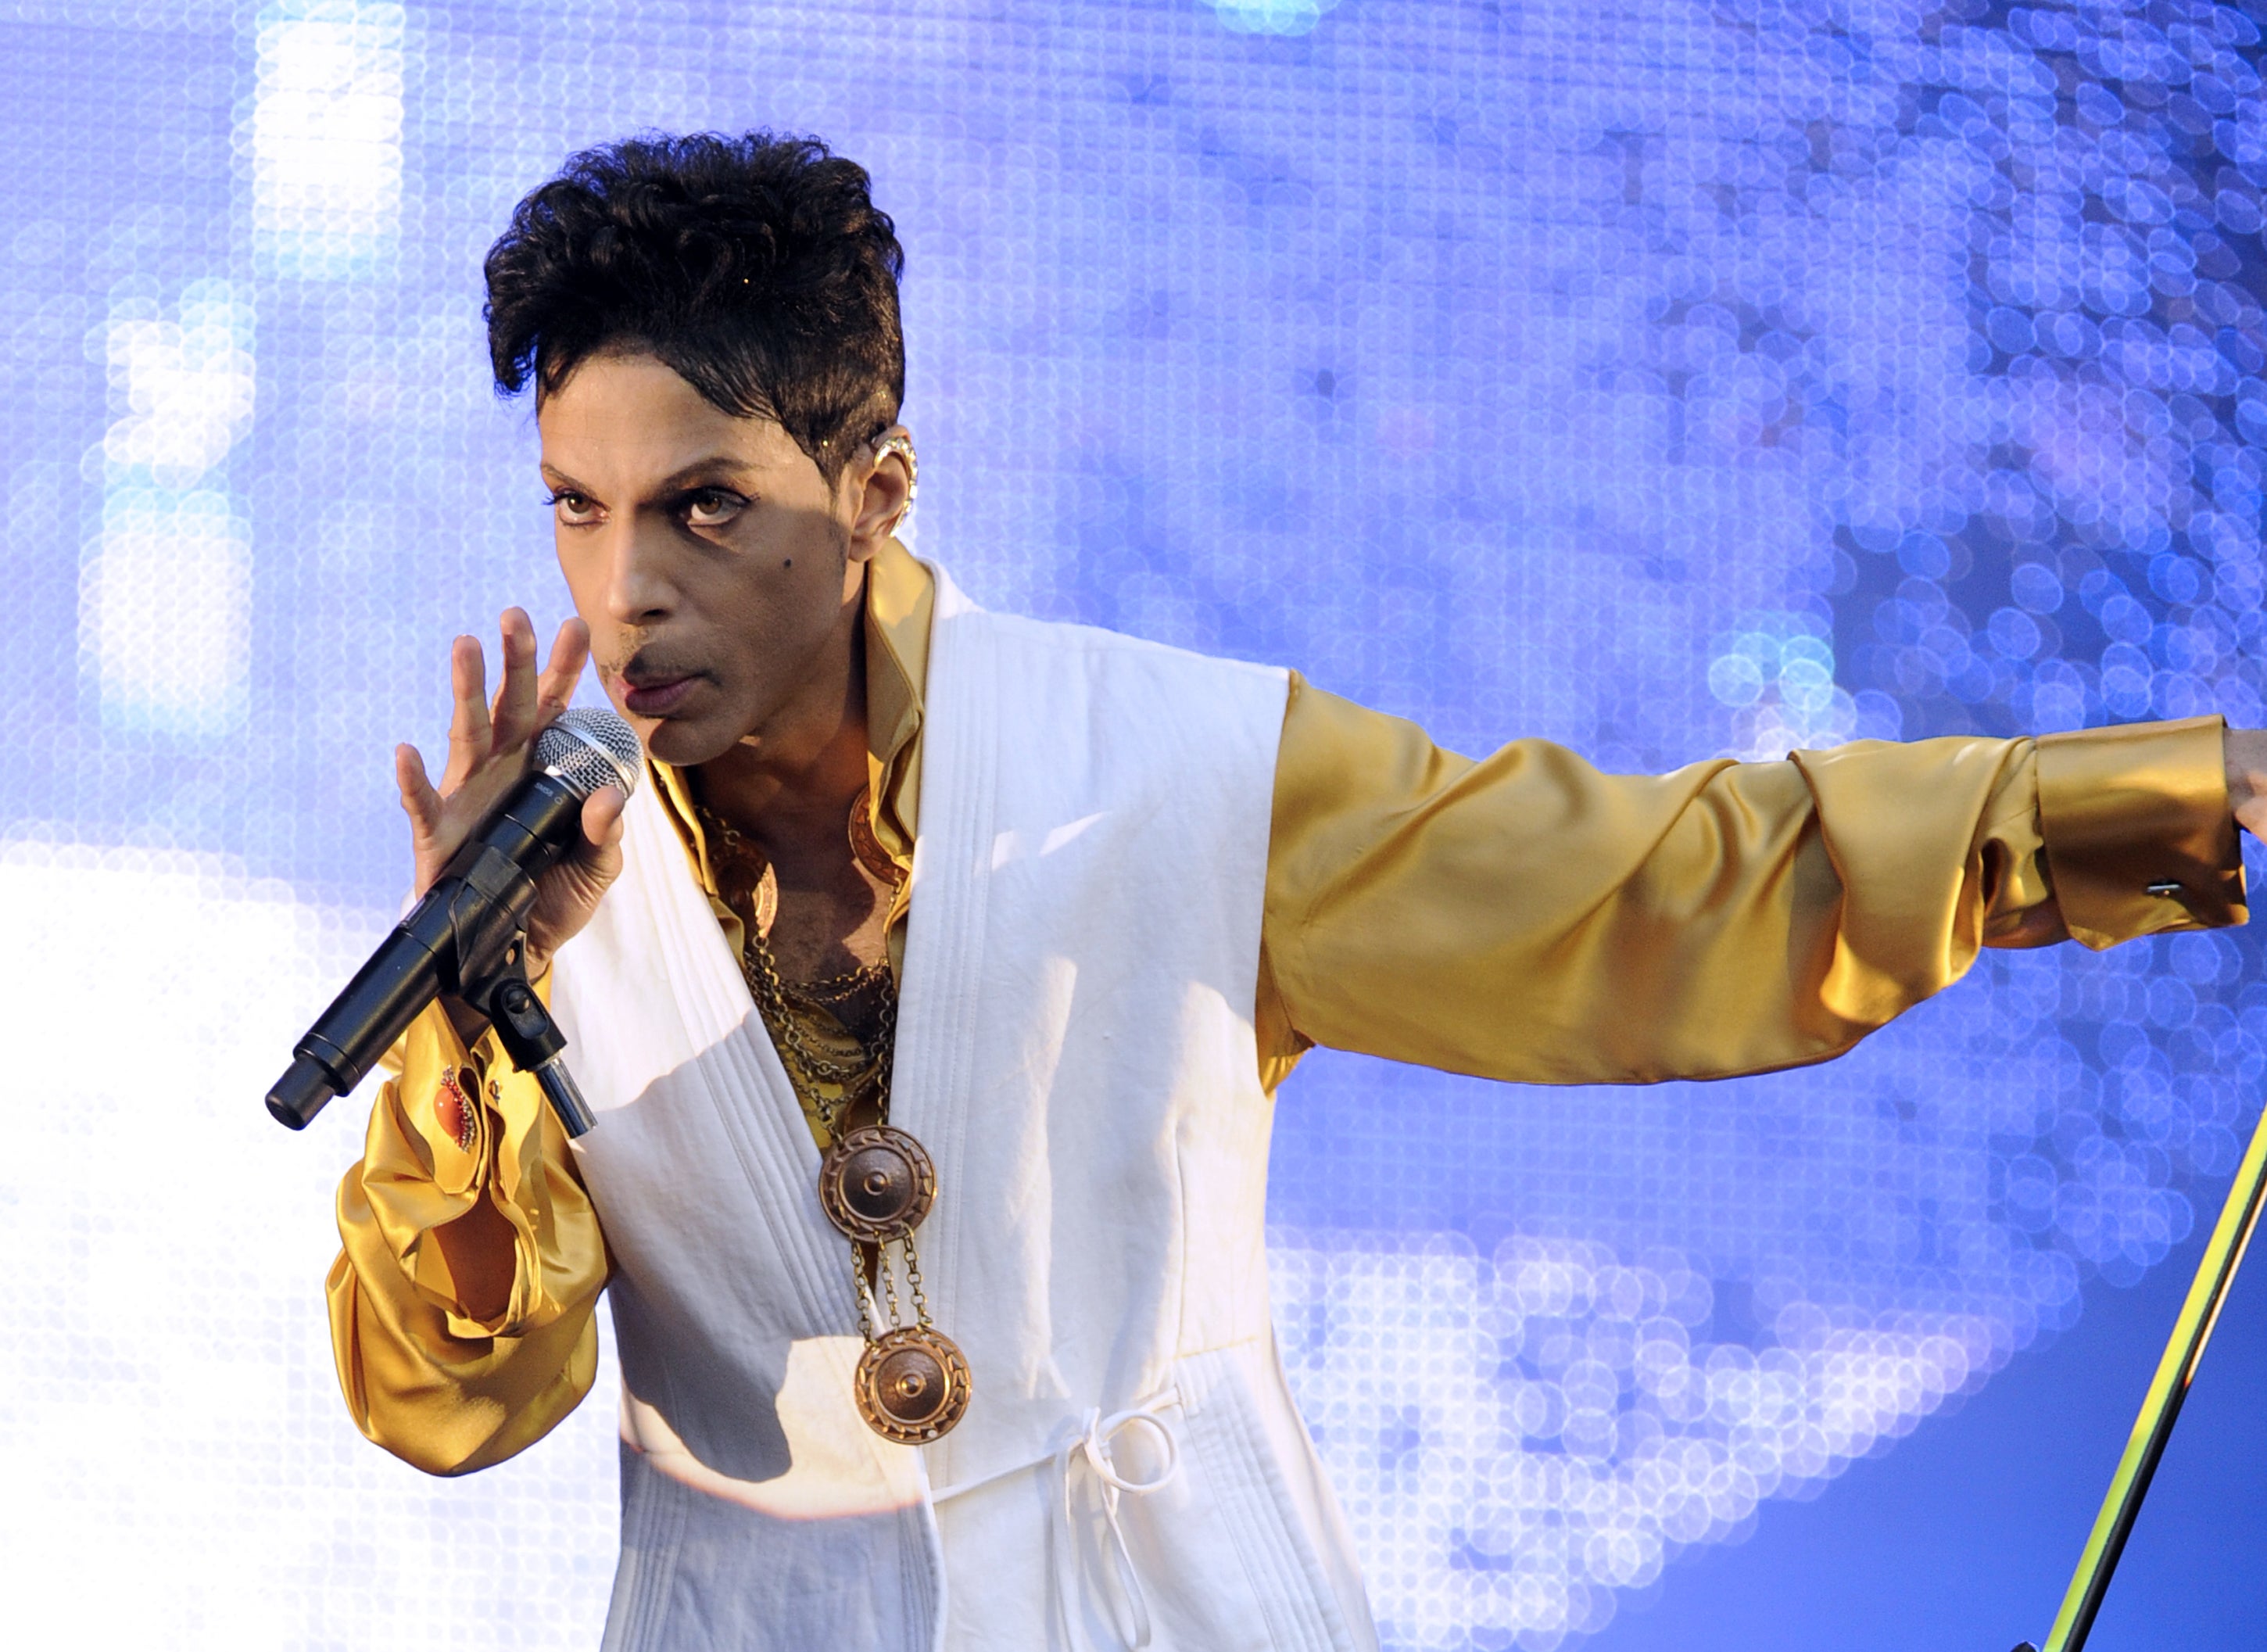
[4,2,2266,1647]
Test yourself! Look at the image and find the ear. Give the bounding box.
[844,425,915,563]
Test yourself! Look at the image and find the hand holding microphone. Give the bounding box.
[399,611,629,984]
[266,611,641,1135]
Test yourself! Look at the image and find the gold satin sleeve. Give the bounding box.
[325,995,609,1475]
[1257,680,2241,1090]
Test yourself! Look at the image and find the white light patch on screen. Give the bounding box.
[83,487,253,735]
[1272,1231,1999,1650]
[1205,0,1339,37]
[101,283,256,485]
[1706,611,1877,761]
[249,1,403,279]
[0,844,621,1650]
[84,281,258,736]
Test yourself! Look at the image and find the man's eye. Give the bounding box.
[685,489,745,526]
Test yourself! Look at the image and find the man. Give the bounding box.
[328,131,2265,1650]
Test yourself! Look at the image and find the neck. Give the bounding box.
[696,597,870,863]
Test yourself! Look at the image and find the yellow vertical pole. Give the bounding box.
[2021,1095,2267,1652]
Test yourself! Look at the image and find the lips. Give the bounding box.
[621,672,703,718]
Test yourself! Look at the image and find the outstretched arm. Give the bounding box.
[1258,678,2242,1089]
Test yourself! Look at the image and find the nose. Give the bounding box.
[600,516,678,628]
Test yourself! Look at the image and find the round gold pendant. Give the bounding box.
[819,1124,937,1243]
[855,1325,971,1443]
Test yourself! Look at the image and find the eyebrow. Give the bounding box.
[539,455,763,500]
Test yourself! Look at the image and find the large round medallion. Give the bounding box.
[819,1124,937,1243]
[855,1325,971,1443]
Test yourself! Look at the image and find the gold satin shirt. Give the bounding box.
[328,539,2244,1475]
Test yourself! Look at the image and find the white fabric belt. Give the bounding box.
[933,1388,1184,1650]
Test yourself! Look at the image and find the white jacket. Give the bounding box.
[551,567,1377,1650]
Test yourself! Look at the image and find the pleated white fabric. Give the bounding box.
[550,564,1377,1650]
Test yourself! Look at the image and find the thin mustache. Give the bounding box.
[611,647,707,687]
[607,639,693,675]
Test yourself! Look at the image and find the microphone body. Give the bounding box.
[267,708,641,1132]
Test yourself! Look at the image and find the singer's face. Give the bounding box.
[536,350,874,769]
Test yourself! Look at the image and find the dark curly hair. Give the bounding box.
[484,131,904,486]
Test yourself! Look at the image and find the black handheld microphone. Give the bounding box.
[265,707,643,1137]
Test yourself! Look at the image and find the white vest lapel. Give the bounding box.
[887,564,995,1386]
[562,779,843,1328]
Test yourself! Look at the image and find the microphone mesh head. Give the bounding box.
[534,708,644,798]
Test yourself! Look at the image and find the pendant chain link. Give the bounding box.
[697,797,934,1342]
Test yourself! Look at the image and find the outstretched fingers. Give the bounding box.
[395,743,443,843]
[535,616,593,723]
[442,633,492,790]
[489,607,543,751]
[430,611,593,824]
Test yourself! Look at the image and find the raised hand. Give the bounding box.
[394,607,630,983]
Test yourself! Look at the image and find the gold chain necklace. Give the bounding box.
[696,791,970,1444]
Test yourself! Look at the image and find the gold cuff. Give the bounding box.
[2036,715,2244,948]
